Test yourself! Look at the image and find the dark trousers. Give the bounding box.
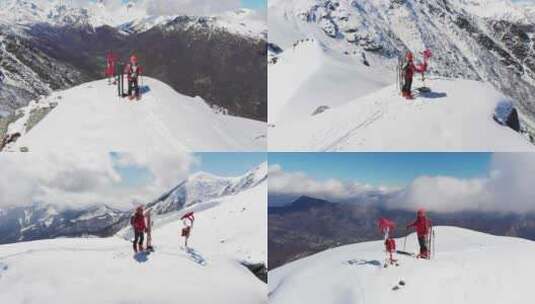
[128,78,139,97]
[418,236,428,255]
[134,230,144,250]
[402,77,413,94]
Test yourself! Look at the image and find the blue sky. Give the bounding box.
[269,153,492,187]
[193,152,266,176]
[241,0,266,9]
[113,152,266,186]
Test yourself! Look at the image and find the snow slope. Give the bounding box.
[270,76,534,151]
[269,226,535,304]
[267,0,535,151]
[268,40,392,124]
[0,175,267,304]
[4,78,266,152]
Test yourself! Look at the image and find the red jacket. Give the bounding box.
[407,215,431,237]
[403,61,426,79]
[131,213,146,232]
[105,53,117,77]
[124,63,143,81]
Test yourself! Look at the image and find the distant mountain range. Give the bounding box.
[0,162,267,244]
[269,195,535,269]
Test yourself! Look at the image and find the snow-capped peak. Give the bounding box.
[0,0,267,39]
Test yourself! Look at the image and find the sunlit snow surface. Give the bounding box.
[269,227,535,304]
[5,78,266,152]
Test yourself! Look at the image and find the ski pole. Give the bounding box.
[403,234,407,251]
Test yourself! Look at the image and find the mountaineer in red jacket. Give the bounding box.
[401,51,426,100]
[124,54,143,100]
[130,206,147,253]
[406,208,432,258]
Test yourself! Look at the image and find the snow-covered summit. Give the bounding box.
[4,77,266,152]
[269,226,535,304]
[149,162,268,215]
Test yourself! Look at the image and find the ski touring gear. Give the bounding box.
[181,212,195,248]
[378,218,398,267]
[105,51,118,85]
[146,210,154,252]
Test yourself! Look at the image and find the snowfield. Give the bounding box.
[0,176,267,304]
[5,78,266,152]
[269,226,535,304]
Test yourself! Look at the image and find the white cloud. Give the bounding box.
[388,153,535,213]
[0,152,196,210]
[268,164,396,205]
[145,0,241,16]
[70,0,243,16]
[270,154,535,214]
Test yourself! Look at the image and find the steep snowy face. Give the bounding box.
[0,0,92,27]
[269,0,535,137]
[149,162,268,215]
[269,226,535,304]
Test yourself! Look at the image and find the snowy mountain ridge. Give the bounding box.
[148,162,268,215]
[0,0,266,39]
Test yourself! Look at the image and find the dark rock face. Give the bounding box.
[0,27,86,115]
[1,20,267,121]
[269,196,535,269]
[241,262,267,283]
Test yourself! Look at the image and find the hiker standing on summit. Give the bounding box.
[401,51,425,100]
[131,206,147,253]
[124,54,143,100]
[406,208,432,259]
